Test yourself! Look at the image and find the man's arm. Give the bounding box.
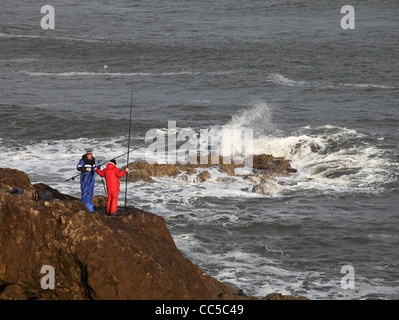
[116,167,129,178]
[77,159,86,172]
[95,165,105,177]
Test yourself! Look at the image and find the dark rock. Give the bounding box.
[0,195,210,299]
[252,154,297,175]
[0,168,307,300]
[0,169,211,299]
[33,183,78,201]
[125,170,155,183]
[92,195,108,208]
[124,162,179,182]
[0,168,34,191]
[196,170,211,183]
[0,168,36,199]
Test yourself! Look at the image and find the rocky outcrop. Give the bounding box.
[124,154,296,186]
[0,181,210,299]
[124,162,180,183]
[0,168,36,199]
[0,168,307,300]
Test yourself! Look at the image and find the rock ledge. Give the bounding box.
[0,168,307,300]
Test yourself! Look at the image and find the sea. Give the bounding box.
[1,0,398,300]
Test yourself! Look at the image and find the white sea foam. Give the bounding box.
[266,72,396,90]
[252,130,393,193]
[340,83,396,89]
[267,73,307,87]
[0,32,105,43]
[226,100,276,132]
[0,32,41,39]
[18,70,235,78]
[19,71,153,77]
[224,100,395,194]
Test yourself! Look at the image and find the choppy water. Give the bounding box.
[1,0,398,299]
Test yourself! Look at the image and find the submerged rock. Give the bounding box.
[263,292,308,300]
[195,170,211,183]
[124,154,296,186]
[124,162,180,183]
[252,154,297,175]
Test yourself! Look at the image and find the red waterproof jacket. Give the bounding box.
[96,163,127,193]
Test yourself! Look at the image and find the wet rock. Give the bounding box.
[184,168,197,175]
[0,283,27,300]
[252,154,297,175]
[33,183,77,201]
[196,170,211,183]
[124,154,296,184]
[0,168,34,191]
[178,155,242,176]
[0,168,36,199]
[92,195,108,208]
[126,170,155,183]
[124,162,180,182]
[263,292,309,300]
[0,199,210,299]
[251,183,282,196]
[244,173,275,184]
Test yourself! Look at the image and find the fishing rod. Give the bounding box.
[65,139,151,183]
[97,161,108,197]
[65,152,127,182]
[125,83,134,210]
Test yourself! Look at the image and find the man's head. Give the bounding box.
[110,159,116,165]
[86,150,93,160]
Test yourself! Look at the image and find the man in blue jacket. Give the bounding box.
[77,150,96,212]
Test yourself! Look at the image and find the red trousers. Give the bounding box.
[107,191,119,214]
[96,163,127,215]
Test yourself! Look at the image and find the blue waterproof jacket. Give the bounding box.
[77,154,96,211]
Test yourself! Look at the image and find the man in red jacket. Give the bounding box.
[96,159,130,216]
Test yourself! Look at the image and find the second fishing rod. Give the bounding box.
[65,142,146,183]
[125,82,134,210]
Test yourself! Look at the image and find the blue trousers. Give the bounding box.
[80,171,95,212]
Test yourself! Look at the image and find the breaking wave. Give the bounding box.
[226,101,396,194]
[0,100,395,197]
